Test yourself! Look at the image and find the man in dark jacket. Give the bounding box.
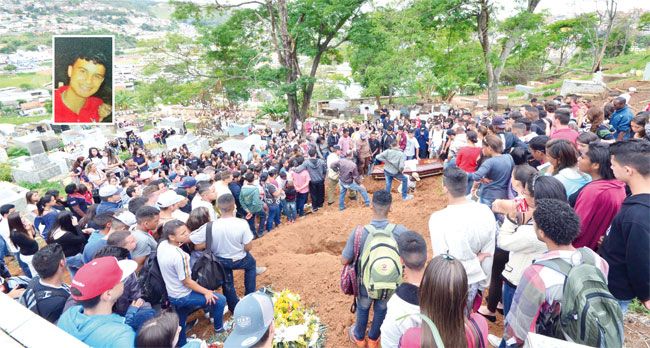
[599,139,650,314]
[492,116,526,154]
[295,148,327,211]
[327,126,340,152]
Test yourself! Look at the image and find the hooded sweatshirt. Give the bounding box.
[239,184,263,213]
[58,305,135,348]
[573,179,626,251]
[599,193,650,302]
[376,148,406,175]
[296,158,327,183]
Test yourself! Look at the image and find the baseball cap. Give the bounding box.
[98,185,122,198]
[139,171,153,180]
[71,256,137,301]
[179,176,197,188]
[224,292,274,348]
[492,116,507,129]
[157,190,184,208]
[113,210,137,226]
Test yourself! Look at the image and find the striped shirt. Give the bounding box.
[504,248,609,346]
[157,240,192,299]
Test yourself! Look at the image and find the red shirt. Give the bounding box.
[550,128,579,144]
[54,85,104,123]
[456,146,482,173]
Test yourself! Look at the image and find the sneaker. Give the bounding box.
[348,325,366,348]
[256,266,267,275]
[403,194,414,201]
[488,334,502,347]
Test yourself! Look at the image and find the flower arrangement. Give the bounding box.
[271,289,325,348]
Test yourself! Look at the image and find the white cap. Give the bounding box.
[113,210,136,226]
[156,190,184,208]
[98,185,121,198]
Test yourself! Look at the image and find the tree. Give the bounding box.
[172,0,366,126]
[475,0,541,108]
[591,0,617,71]
[3,64,17,72]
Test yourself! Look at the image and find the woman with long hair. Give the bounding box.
[456,130,482,194]
[48,211,87,276]
[400,255,488,347]
[103,147,123,177]
[34,194,59,240]
[631,112,648,139]
[545,138,591,197]
[133,147,149,171]
[486,174,567,346]
[25,190,40,223]
[573,142,626,250]
[8,212,38,277]
[468,134,515,210]
[85,162,107,190]
[586,106,614,141]
[88,147,104,170]
[70,156,86,184]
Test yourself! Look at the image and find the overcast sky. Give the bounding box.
[180,0,650,18]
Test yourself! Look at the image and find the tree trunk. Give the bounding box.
[276,0,300,127]
[299,50,325,120]
[592,0,617,72]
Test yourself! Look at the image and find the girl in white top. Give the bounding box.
[25,191,40,223]
[157,220,226,347]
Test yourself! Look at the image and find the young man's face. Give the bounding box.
[67,58,106,98]
[610,156,629,182]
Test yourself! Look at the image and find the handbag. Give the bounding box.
[340,225,363,313]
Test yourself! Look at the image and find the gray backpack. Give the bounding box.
[535,248,624,348]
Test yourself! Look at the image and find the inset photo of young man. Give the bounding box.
[53,36,113,124]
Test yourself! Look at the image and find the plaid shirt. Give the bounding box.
[504,248,609,346]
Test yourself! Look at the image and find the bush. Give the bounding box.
[18,180,65,195]
[7,146,29,158]
[0,163,12,182]
[118,151,132,161]
[542,90,556,97]
[508,91,525,99]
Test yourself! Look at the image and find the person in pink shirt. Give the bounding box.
[289,156,311,217]
[337,129,352,157]
[550,108,579,145]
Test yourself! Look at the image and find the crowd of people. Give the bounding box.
[0,90,648,348]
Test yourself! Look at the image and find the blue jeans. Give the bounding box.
[126,307,156,332]
[170,290,226,346]
[618,299,632,314]
[296,192,308,216]
[285,201,297,221]
[66,254,85,278]
[246,210,266,238]
[384,171,408,199]
[14,252,32,278]
[354,286,388,341]
[217,252,257,313]
[499,281,518,348]
[266,204,280,231]
[339,181,370,210]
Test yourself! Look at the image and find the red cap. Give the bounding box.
[71,256,137,301]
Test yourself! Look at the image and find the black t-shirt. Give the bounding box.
[10,231,39,256]
[185,157,199,171]
[19,277,71,324]
[67,196,88,219]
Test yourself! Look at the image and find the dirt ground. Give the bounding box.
[5,157,649,347]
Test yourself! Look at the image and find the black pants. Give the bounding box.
[309,181,325,209]
[487,247,510,312]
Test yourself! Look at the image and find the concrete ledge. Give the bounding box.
[0,292,88,348]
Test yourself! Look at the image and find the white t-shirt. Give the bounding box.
[404,137,419,157]
[0,218,18,253]
[172,210,189,223]
[189,217,253,261]
[428,202,496,289]
[191,195,218,221]
[213,181,232,199]
[157,240,192,299]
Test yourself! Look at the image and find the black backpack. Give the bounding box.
[138,249,168,305]
[191,222,226,290]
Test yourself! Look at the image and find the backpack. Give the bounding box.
[138,249,168,305]
[359,224,402,300]
[191,222,226,290]
[535,248,624,348]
